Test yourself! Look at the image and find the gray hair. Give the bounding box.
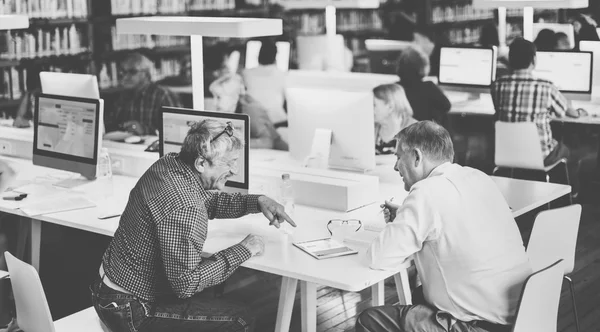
[121,52,154,80]
[395,121,454,162]
[179,119,244,167]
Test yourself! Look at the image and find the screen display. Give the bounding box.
[534,51,592,92]
[36,96,98,159]
[245,40,291,71]
[162,111,247,186]
[439,47,496,86]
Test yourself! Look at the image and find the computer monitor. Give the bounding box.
[296,34,347,71]
[245,40,291,71]
[39,72,100,99]
[286,70,398,92]
[533,23,575,49]
[438,46,498,97]
[579,41,600,96]
[534,50,593,101]
[365,39,414,75]
[159,107,250,194]
[33,94,104,186]
[287,87,375,172]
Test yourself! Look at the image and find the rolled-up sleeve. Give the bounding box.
[367,187,438,270]
[156,206,252,299]
[205,192,262,219]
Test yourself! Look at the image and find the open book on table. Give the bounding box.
[293,237,358,260]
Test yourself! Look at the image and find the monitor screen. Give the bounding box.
[287,87,375,172]
[245,40,291,71]
[579,41,600,88]
[33,94,102,179]
[534,51,593,94]
[439,47,497,87]
[159,107,250,192]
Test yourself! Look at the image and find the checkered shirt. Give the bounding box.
[102,153,261,301]
[106,82,182,135]
[491,69,569,158]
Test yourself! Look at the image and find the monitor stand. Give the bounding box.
[303,128,332,169]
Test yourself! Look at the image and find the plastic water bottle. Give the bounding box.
[280,174,295,239]
[97,148,112,179]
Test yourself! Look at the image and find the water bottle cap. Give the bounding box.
[282,173,290,180]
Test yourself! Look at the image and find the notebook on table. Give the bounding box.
[293,237,358,260]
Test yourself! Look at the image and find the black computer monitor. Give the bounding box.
[159,107,250,194]
[33,94,104,185]
[438,46,498,97]
[534,50,593,101]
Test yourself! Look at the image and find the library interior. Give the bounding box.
[1,0,600,331]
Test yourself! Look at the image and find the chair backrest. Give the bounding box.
[512,259,565,332]
[4,252,56,332]
[527,204,582,275]
[495,121,546,170]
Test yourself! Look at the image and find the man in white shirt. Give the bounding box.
[241,40,288,127]
[356,121,532,332]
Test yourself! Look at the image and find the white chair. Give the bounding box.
[4,251,106,332]
[494,121,571,204]
[526,204,582,332]
[512,259,565,332]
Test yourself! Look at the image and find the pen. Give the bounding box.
[379,197,394,213]
[3,193,27,201]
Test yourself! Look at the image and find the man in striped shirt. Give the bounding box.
[105,52,182,136]
[491,38,581,195]
[91,119,296,332]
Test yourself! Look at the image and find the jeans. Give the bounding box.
[544,141,579,194]
[90,276,255,332]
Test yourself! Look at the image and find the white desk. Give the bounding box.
[0,150,571,332]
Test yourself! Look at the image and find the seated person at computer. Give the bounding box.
[491,38,581,197]
[397,46,451,124]
[242,39,288,129]
[571,13,600,49]
[105,53,182,136]
[210,74,288,150]
[373,83,416,155]
[12,64,43,128]
[555,32,572,50]
[534,29,558,51]
[92,119,296,332]
[356,121,531,332]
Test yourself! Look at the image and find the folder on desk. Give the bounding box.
[293,238,358,260]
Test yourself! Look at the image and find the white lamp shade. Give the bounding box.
[280,0,379,9]
[473,0,588,8]
[0,15,29,30]
[116,16,282,37]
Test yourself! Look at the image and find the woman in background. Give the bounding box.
[373,83,416,154]
[12,64,43,128]
[396,46,451,125]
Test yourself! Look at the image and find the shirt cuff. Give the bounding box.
[221,243,252,271]
[245,194,262,214]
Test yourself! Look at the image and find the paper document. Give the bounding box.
[19,194,96,216]
[293,237,358,260]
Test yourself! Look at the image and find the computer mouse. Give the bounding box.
[124,135,143,144]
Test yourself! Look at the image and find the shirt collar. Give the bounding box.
[511,69,533,77]
[169,153,208,194]
[426,162,453,179]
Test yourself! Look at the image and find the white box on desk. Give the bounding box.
[250,164,379,212]
[0,126,33,159]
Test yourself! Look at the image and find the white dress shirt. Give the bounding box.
[368,162,532,325]
[242,65,287,125]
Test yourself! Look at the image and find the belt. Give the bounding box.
[473,320,511,332]
[99,264,133,295]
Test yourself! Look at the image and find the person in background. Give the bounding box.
[534,29,558,51]
[204,42,237,98]
[12,64,43,128]
[571,13,600,49]
[92,119,296,332]
[396,46,451,124]
[372,83,416,154]
[491,38,582,198]
[555,32,572,50]
[479,23,500,48]
[209,74,288,150]
[105,52,182,136]
[242,39,288,129]
[412,27,449,77]
[356,121,531,332]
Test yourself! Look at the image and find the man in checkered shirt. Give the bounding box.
[491,38,581,196]
[90,119,296,332]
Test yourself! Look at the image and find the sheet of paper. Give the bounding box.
[19,194,96,216]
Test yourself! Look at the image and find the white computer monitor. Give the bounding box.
[286,70,398,92]
[39,72,100,99]
[579,41,600,96]
[287,87,375,172]
[533,23,575,49]
[438,46,498,95]
[33,94,104,185]
[245,40,291,71]
[159,107,250,194]
[365,39,415,75]
[296,34,348,71]
[534,50,593,101]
